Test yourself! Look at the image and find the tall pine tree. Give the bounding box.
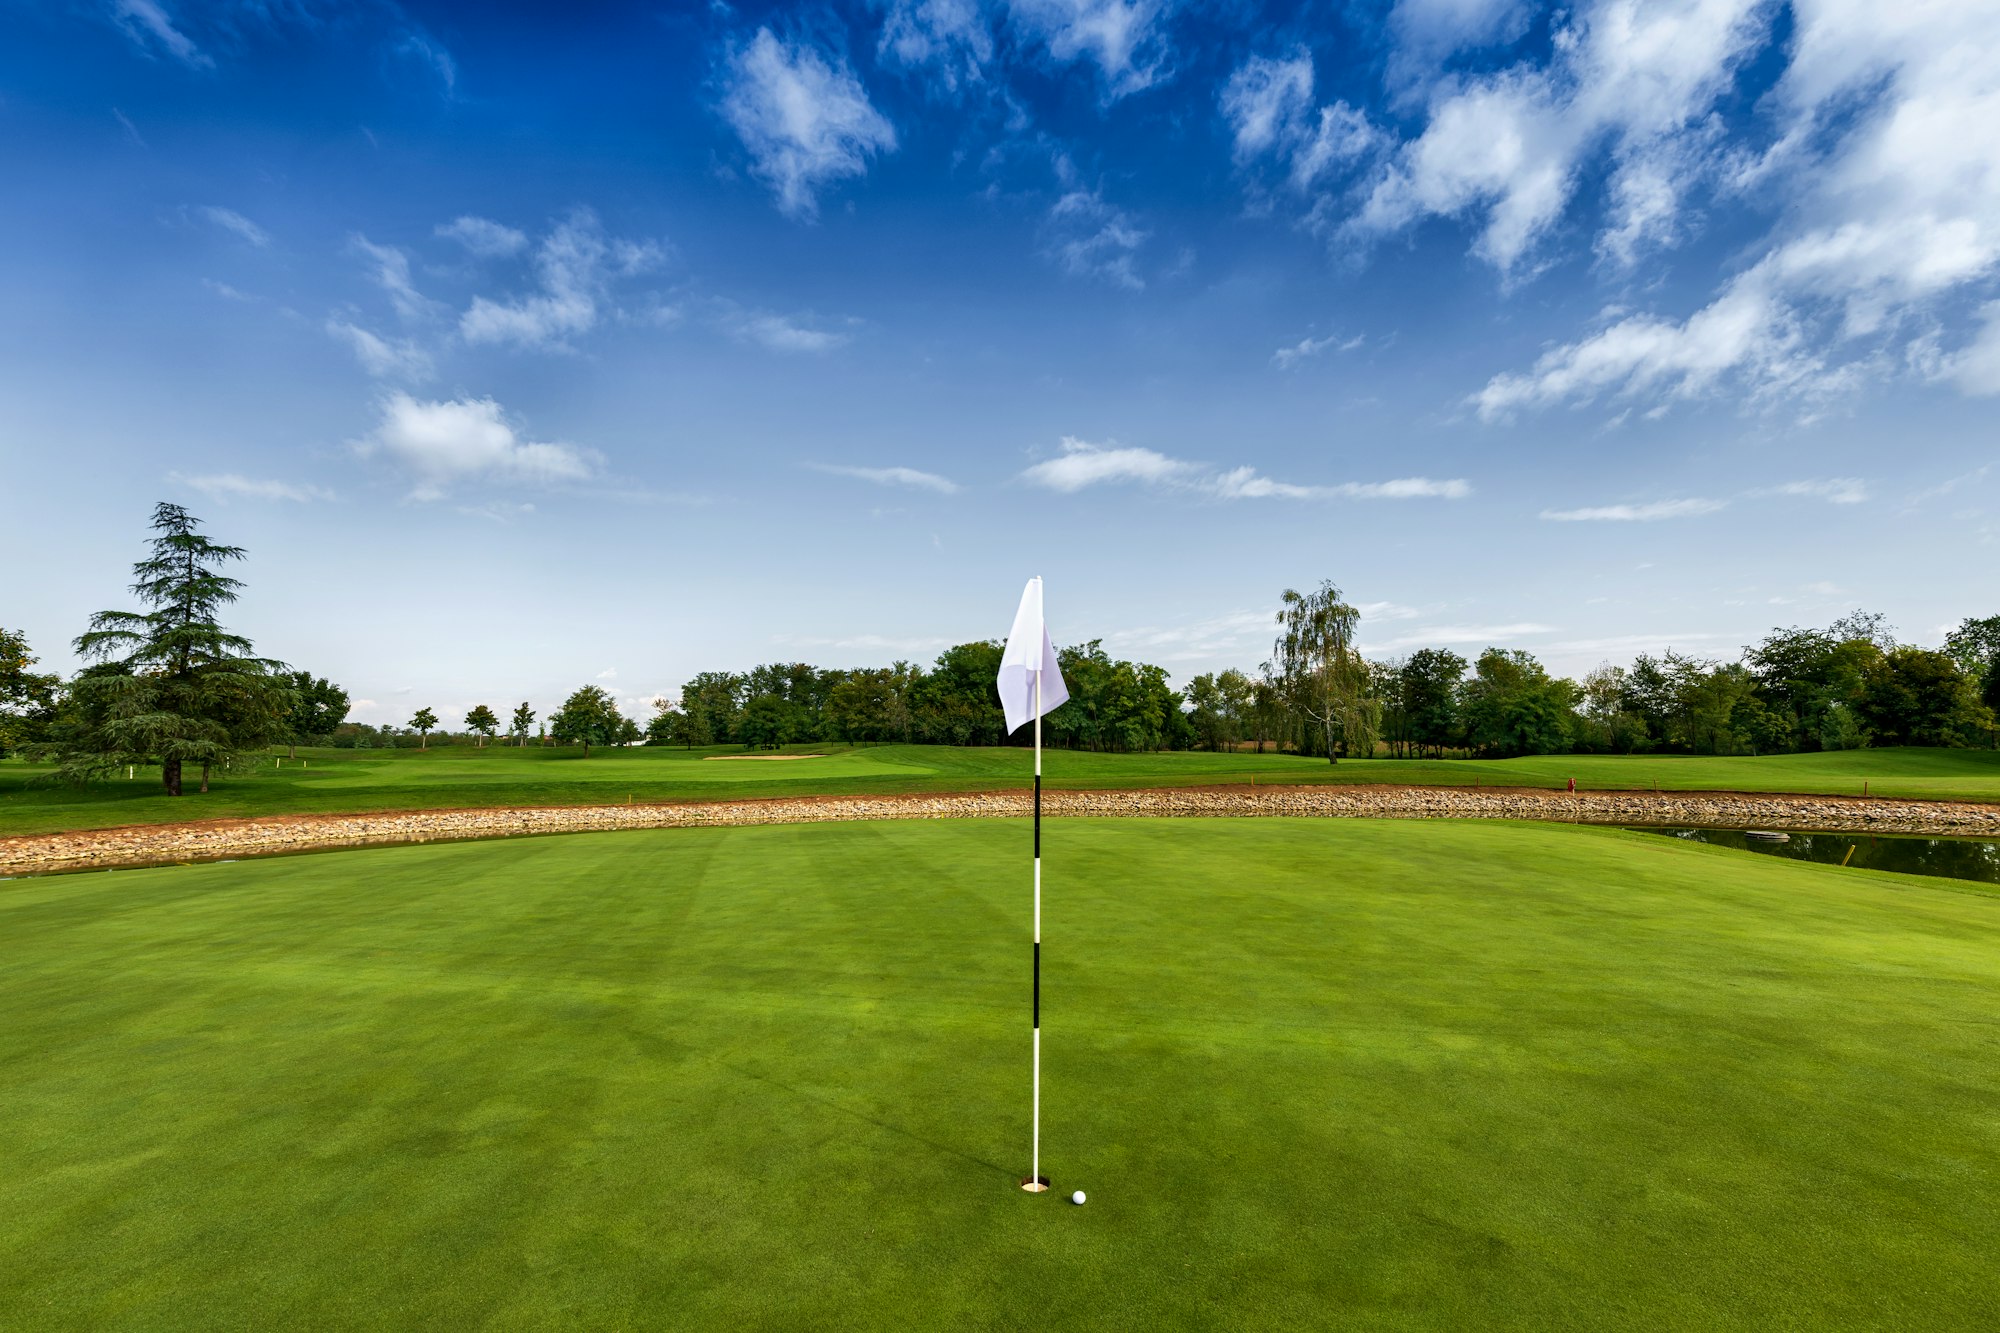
[65,503,291,795]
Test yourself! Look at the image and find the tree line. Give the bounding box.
[5,507,1998,798]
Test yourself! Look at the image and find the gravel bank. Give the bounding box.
[6,785,2000,877]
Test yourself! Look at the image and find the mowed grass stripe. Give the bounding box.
[9,743,2000,838]
[2,820,1998,1329]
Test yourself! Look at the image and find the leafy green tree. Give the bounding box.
[509,702,535,747]
[1944,616,2000,692]
[735,694,805,749]
[1399,648,1466,757]
[0,627,62,758]
[64,503,291,795]
[282,671,349,756]
[1272,581,1371,763]
[464,704,499,747]
[550,685,625,756]
[645,696,688,746]
[911,642,1006,746]
[680,672,743,747]
[1859,647,1990,747]
[826,668,897,744]
[410,707,439,749]
[1461,648,1578,758]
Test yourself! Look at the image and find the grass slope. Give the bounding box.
[4,820,1998,1328]
[5,743,2000,838]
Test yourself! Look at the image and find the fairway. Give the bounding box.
[8,743,2000,838]
[5,821,1999,1329]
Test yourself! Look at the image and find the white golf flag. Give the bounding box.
[997,576,1070,735]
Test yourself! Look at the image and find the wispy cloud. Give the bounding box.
[1365,622,1557,651]
[718,28,897,220]
[1768,478,1869,505]
[171,472,332,503]
[1009,0,1175,99]
[114,0,211,68]
[327,319,434,380]
[435,215,527,259]
[1272,331,1362,368]
[199,206,269,247]
[879,0,994,96]
[1021,437,1190,491]
[350,234,433,323]
[1540,498,1728,522]
[1044,186,1148,290]
[1023,437,1469,503]
[810,464,959,493]
[723,307,850,353]
[352,393,601,501]
[459,209,664,350]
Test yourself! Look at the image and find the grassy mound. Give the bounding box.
[4,820,1997,1327]
[5,743,2000,838]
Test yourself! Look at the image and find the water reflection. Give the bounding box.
[1639,828,2000,886]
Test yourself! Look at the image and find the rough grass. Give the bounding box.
[5,743,2000,838]
[4,819,1997,1329]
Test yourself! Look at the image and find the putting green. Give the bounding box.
[4,819,1998,1328]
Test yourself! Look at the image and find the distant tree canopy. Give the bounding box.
[550,684,626,756]
[464,704,499,746]
[55,503,292,794]
[283,671,350,755]
[410,707,439,749]
[0,627,62,759]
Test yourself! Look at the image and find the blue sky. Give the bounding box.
[4,0,1996,724]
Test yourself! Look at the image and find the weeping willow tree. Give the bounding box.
[61,503,291,795]
[1272,580,1379,763]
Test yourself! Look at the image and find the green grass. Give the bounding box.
[5,743,2000,838]
[4,819,1998,1328]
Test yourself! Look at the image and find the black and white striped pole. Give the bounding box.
[997,576,1068,1196]
[1026,666,1047,1193]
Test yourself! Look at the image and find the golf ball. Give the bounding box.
[1072,1190,1086,1205]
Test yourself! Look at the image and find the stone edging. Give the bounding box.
[6,785,2000,878]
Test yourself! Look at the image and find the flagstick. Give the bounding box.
[1025,662,1048,1193]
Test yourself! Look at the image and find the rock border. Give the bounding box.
[6,785,2000,877]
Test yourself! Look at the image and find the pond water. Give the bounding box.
[1639,828,2000,886]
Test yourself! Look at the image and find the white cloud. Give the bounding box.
[1220,52,1313,161]
[595,667,618,679]
[1045,187,1148,289]
[1022,438,1469,502]
[1385,0,1531,94]
[1354,0,1768,276]
[392,30,456,94]
[725,308,850,353]
[1101,609,1275,663]
[1771,477,1869,504]
[1540,498,1728,521]
[350,235,433,323]
[199,206,269,247]
[1273,331,1363,368]
[880,0,993,95]
[1366,622,1557,651]
[1210,468,1470,500]
[811,464,960,493]
[1021,437,1192,491]
[1007,0,1173,99]
[435,215,528,258]
[353,393,601,501]
[459,209,663,351]
[171,473,332,503]
[1943,301,2000,396]
[327,319,434,380]
[202,278,254,301]
[1466,0,2000,415]
[1221,51,1383,198]
[114,0,211,68]
[718,28,897,220]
